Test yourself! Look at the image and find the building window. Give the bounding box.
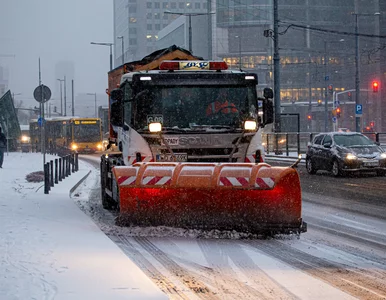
[129,17,137,23]
[186,2,191,9]
[163,13,169,19]
[154,13,160,19]
[129,27,137,34]
[203,3,207,9]
[146,2,152,8]
[163,2,168,9]
[129,38,137,45]
[147,24,152,30]
[155,2,160,9]
[171,2,176,9]
[155,24,161,30]
[147,13,152,19]
[179,2,184,9]
[195,3,200,9]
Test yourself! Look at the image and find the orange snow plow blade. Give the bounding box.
[113,162,306,234]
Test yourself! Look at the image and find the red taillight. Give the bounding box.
[209,61,228,70]
[159,61,180,70]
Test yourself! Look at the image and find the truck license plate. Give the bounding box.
[159,153,187,162]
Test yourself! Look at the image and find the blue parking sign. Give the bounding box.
[355,104,362,115]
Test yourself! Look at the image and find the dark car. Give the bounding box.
[306,132,386,177]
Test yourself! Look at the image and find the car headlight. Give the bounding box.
[244,120,257,131]
[380,153,386,159]
[71,144,78,150]
[346,153,357,160]
[97,144,103,149]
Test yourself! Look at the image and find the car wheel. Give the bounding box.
[376,170,386,177]
[332,160,342,177]
[306,158,317,174]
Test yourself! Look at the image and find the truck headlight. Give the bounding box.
[149,122,162,133]
[244,120,257,131]
[97,143,103,149]
[71,144,78,150]
[380,153,386,159]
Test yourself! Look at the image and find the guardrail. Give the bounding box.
[44,153,79,194]
[263,132,386,157]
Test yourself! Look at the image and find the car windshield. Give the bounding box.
[333,134,375,147]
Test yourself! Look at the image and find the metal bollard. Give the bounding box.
[75,153,79,171]
[50,160,54,187]
[62,156,65,179]
[55,159,58,184]
[71,154,75,173]
[44,163,50,194]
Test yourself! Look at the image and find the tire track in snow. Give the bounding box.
[196,239,296,300]
[108,234,189,299]
[246,240,386,299]
[133,237,219,299]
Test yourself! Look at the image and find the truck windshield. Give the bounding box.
[133,86,258,130]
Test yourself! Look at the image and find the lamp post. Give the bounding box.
[57,78,64,115]
[323,39,344,132]
[352,12,380,132]
[117,36,124,66]
[164,10,215,53]
[90,42,114,71]
[87,93,97,117]
[235,35,242,69]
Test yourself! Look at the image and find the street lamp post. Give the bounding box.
[352,12,380,132]
[87,93,97,117]
[164,11,215,53]
[235,35,242,69]
[90,42,114,71]
[117,36,124,66]
[57,78,64,115]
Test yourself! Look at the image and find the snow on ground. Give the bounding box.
[0,152,167,300]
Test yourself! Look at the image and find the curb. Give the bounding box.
[69,170,92,198]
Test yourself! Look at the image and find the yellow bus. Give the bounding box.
[30,117,103,154]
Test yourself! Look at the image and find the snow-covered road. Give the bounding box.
[78,156,386,300]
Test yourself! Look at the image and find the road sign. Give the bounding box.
[332,116,337,123]
[37,117,45,127]
[355,104,363,117]
[33,84,51,103]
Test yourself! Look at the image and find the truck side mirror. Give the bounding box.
[263,99,274,125]
[110,89,124,127]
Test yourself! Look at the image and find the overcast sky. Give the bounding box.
[0,0,113,107]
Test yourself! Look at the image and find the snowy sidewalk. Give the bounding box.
[0,152,167,300]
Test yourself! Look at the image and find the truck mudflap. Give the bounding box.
[113,162,306,234]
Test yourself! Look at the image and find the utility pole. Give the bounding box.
[207,0,212,59]
[354,13,360,133]
[71,79,75,116]
[57,78,64,115]
[324,41,328,132]
[64,75,67,116]
[235,36,242,69]
[273,0,281,132]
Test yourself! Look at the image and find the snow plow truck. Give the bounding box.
[100,46,307,234]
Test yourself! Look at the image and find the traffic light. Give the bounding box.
[370,121,375,127]
[372,81,379,93]
[307,114,312,121]
[317,99,322,106]
[336,107,341,118]
[328,84,333,94]
[348,92,352,101]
